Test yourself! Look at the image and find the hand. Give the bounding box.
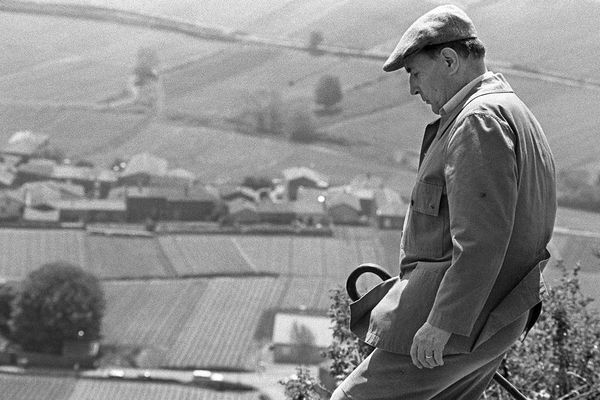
[410,322,451,369]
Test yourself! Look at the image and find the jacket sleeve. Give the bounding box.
[427,112,518,336]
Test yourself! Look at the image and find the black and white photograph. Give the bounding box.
[0,1,598,399]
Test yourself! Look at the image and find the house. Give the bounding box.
[51,164,97,195]
[330,185,375,217]
[256,201,296,225]
[49,199,127,224]
[223,199,260,225]
[220,186,260,203]
[22,207,60,223]
[144,168,197,188]
[164,185,220,221]
[0,131,50,162]
[296,187,327,203]
[14,159,56,187]
[93,169,119,198]
[0,163,16,188]
[125,185,220,222]
[18,181,85,208]
[124,186,169,222]
[282,167,328,201]
[375,187,403,207]
[326,191,363,225]
[349,173,384,190]
[377,201,408,230]
[51,164,119,197]
[17,181,85,224]
[292,198,329,226]
[118,153,169,187]
[272,312,332,364]
[0,191,24,221]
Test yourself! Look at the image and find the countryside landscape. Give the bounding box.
[0,0,600,399]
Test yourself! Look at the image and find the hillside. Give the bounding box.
[1,2,599,192]
[1,3,600,398]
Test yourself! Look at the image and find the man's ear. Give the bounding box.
[440,48,460,74]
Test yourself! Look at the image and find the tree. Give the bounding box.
[291,322,317,365]
[0,282,18,338]
[308,31,325,56]
[240,90,285,135]
[315,75,343,113]
[10,262,105,354]
[281,264,600,399]
[133,47,160,87]
[287,106,318,142]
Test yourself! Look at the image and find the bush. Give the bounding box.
[279,366,322,400]
[0,282,18,338]
[486,263,600,399]
[287,107,318,142]
[10,262,105,354]
[280,264,600,399]
[315,75,343,112]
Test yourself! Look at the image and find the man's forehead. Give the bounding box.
[403,53,426,73]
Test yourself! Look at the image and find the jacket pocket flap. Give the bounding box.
[411,180,443,216]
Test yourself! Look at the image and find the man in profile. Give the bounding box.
[332,5,556,399]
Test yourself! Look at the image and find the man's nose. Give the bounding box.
[409,76,419,96]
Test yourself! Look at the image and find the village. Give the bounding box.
[0,130,408,235]
[0,132,411,400]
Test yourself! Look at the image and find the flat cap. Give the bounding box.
[383,5,478,72]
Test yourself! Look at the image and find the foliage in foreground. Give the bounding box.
[281,263,600,399]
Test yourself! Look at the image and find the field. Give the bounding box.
[0,373,260,400]
[1,1,600,390]
[0,227,596,371]
[1,4,600,187]
[0,227,394,369]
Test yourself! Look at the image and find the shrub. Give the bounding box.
[10,262,105,354]
[315,75,343,112]
[0,282,18,338]
[486,263,600,399]
[280,264,600,399]
[287,107,318,142]
[279,366,322,400]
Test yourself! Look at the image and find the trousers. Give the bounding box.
[330,312,528,400]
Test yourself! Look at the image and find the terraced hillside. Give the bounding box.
[1,2,600,191]
[0,227,393,369]
[1,226,596,370]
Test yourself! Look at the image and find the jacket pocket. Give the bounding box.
[355,260,452,354]
[405,180,445,257]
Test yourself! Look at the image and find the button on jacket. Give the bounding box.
[350,73,556,355]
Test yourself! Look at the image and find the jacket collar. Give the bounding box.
[436,72,514,139]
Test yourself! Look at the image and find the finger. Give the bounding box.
[423,352,437,368]
[433,347,444,366]
[410,341,421,369]
[418,346,432,369]
[422,350,437,369]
